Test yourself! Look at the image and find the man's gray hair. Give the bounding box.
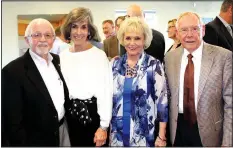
[24,18,55,37]
[175,12,203,29]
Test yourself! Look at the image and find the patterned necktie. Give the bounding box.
[183,54,197,127]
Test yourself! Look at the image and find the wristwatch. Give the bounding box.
[99,125,108,131]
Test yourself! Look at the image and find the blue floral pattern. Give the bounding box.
[110,52,168,146]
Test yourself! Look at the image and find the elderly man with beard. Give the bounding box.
[2,18,70,146]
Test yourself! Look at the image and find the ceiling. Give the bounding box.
[18,14,67,22]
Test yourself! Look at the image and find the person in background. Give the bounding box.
[89,38,104,49]
[110,17,168,147]
[2,18,70,146]
[102,19,115,39]
[120,4,165,63]
[103,16,125,60]
[50,26,71,55]
[166,18,181,53]
[60,7,113,147]
[203,0,233,51]
[165,12,232,147]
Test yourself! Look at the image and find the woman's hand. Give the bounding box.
[93,128,107,147]
[155,135,167,147]
[155,122,167,147]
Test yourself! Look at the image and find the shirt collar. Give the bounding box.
[29,49,53,65]
[183,41,203,60]
[217,15,230,28]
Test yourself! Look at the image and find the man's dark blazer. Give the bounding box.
[1,50,69,146]
[203,16,233,52]
[120,29,165,62]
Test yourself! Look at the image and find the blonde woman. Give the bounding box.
[166,19,181,53]
[110,17,168,147]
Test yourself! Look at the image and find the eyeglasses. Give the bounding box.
[28,33,54,40]
[179,26,201,35]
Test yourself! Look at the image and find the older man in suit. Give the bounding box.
[165,12,232,146]
[120,4,165,63]
[2,18,70,146]
[203,0,233,51]
[103,16,125,60]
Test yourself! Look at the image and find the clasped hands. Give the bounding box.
[93,128,107,147]
[155,134,167,147]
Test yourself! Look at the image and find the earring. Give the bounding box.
[88,32,91,40]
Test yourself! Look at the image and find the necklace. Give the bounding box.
[125,52,145,78]
[126,62,138,78]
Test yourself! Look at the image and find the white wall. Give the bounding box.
[2,1,222,67]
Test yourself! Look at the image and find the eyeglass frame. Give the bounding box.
[178,25,202,35]
[27,32,55,40]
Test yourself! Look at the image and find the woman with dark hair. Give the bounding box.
[60,7,113,147]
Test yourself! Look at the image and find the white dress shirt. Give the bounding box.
[59,46,113,127]
[29,50,65,120]
[178,41,203,113]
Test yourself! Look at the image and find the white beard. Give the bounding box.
[35,47,49,55]
[29,38,50,56]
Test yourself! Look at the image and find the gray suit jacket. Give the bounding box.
[164,42,232,146]
[103,35,119,59]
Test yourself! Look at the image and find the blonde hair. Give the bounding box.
[168,19,177,26]
[117,17,152,49]
[175,12,203,29]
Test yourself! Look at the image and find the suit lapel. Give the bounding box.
[24,50,55,108]
[198,43,214,104]
[173,47,183,98]
[220,23,233,46]
[216,17,233,48]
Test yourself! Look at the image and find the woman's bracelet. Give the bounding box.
[158,135,166,141]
